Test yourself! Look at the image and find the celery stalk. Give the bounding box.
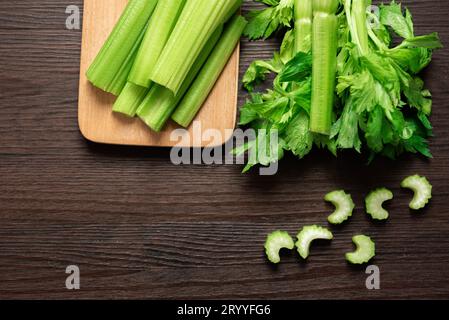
[136,26,223,132]
[150,0,242,95]
[171,15,247,128]
[294,0,313,53]
[310,0,339,135]
[128,0,187,88]
[86,0,158,96]
[345,0,370,56]
[112,82,149,117]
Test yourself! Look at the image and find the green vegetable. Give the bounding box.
[401,174,432,210]
[242,54,284,92]
[234,1,319,172]
[333,0,442,159]
[113,82,149,117]
[310,0,339,135]
[137,25,223,132]
[86,0,158,95]
[244,0,295,40]
[265,230,295,263]
[365,188,393,220]
[296,225,333,259]
[325,190,355,224]
[128,0,187,88]
[238,0,441,172]
[150,0,242,95]
[172,15,247,128]
[345,235,375,264]
[294,0,313,53]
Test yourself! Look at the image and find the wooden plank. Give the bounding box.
[78,0,240,147]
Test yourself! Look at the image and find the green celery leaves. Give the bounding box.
[238,0,442,172]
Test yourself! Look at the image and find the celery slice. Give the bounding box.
[401,175,432,210]
[171,15,247,128]
[310,0,339,135]
[325,190,355,224]
[295,225,333,259]
[137,26,223,132]
[128,0,187,87]
[265,231,295,264]
[365,188,393,220]
[345,235,375,264]
[150,0,242,95]
[86,0,158,95]
[113,82,149,117]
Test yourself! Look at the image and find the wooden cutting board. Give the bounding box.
[78,0,240,147]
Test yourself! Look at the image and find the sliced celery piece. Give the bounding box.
[345,235,376,264]
[325,190,355,224]
[113,82,149,117]
[365,188,393,220]
[265,231,295,264]
[295,225,333,259]
[150,0,242,95]
[171,15,247,128]
[136,25,223,132]
[128,0,187,87]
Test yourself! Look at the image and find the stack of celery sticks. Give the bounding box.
[86,0,246,132]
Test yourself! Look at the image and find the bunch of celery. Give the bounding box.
[237,0,442,172]
[87,0,246,132]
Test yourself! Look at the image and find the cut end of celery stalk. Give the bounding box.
[113,82,149,117]
[137,85,175,132]
[86,0,157,96]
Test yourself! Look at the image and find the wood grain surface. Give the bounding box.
[78,0,240,147]
[0,0,448,299]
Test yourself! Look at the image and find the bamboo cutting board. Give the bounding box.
[78,0,240,147]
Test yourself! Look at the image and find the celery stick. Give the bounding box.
[294,0,313,53]
[222,0,244,24]
[86,0,158,96]
[345,0,370,56]
[113,82,149,117]
[171,15,247,128]
[137,26,223,132]
[150,0,242,95]
[128,0,187,88]
[310,0,338,135]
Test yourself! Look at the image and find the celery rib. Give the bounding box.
[112,82,149,117]
[128,0,187,88]
[150,0,242,95]
[86,0,158,96]
[171,15,247,128]
[310,0,339,135]
[137,26,224,132]
[294,0,313,53]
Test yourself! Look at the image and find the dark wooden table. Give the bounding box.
[0,0,448,300]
